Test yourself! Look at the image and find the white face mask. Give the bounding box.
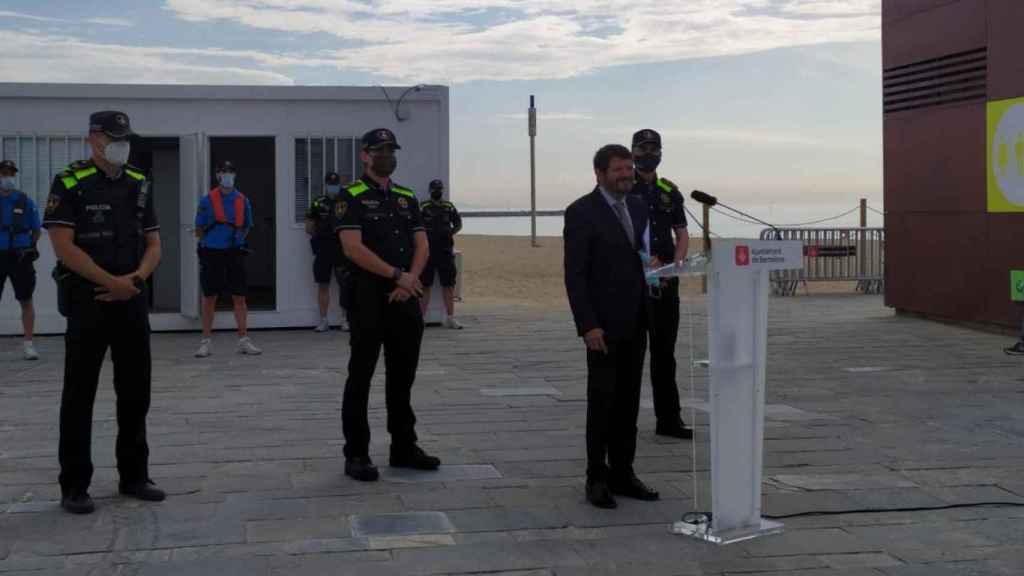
[219,173,235,189]
[104,141,131,167]
[0,176,15,191]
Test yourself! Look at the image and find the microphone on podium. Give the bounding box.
[690,190,780,238]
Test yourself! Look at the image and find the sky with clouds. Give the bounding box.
[0,0,884,233]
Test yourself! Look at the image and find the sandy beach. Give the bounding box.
[454,234,862,310]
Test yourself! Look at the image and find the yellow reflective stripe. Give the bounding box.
[125,169,145,181]
[391,185,415,198]
[73,167,98,180]
[656,178,673,194]
[61,176,78,189]
[346,182,369,197]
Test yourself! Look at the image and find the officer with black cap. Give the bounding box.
[306,171,349,332]
[335,127,441,481]
[419,179,463,329]
[629,128,694,440]
[0,159,42,360]
[44,110,166,514]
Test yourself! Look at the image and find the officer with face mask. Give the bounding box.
[0,160,42,360]
[629,129,694,440]
[44,111,165,514]
[306,171,349,332]
[194,161,260,358]
[419,179,463,328]
[335,128,440,481]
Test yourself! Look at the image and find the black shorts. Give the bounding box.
[199,248,248,297]
[0,252,36,302]
[421,250,457,288]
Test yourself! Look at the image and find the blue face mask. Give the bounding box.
[0,176,16,191]
[219,173,235,189]
[326,184,341,196]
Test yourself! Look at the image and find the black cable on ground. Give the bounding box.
[762,501,1024,520]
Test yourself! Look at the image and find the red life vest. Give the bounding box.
[209,188,245,229]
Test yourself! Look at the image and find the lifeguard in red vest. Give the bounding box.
[194,160,261,358]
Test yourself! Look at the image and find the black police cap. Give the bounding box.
[0,159,18,174]
[89,111,134,140]
[216,161,237,173]
[325,172,341,185]
[632,128,661,149]
[362,128,401,150]
[428,179,444,190]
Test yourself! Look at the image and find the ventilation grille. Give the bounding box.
[883,47,986,114]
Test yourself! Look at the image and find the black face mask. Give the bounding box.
[634,154,661,173]
[371,154,397,177]
[430,189,443,200]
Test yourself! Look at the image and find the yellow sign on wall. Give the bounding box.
[988,97,1024,213]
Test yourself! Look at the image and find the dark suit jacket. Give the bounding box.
[564,187,649,341]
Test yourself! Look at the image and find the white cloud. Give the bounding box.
[496,112,594,121]
[0,10,134,27]
[158,0,880,82]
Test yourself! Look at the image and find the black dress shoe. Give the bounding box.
[586,480,617,509]
[119,480,166,502]
[61,492,96,514]
[389,444,441,470]
[608,474,660,501]
[656,419,694,439]
[345,456,380,482]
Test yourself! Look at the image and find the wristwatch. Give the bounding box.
[392,267,402,282]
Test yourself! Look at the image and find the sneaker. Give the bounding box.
[61,492,95,515]
[389,444,441,470]
[237,337,262,355]
[119,479,166,502]
[314,318,330,333]
[195,338,212,358]
[1006,341,1024,356]
[344,456,380,482]
[444,317,464,330]
[339,317,350,332]
[23,341,39,361]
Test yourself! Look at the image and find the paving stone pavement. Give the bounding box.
[3,294,1024,575]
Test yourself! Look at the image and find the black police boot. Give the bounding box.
[1005,341,1024,356]
[585,480,617,509]
[656,418,694,439]
[61,491,96,515]
[345,456,380,482]
[608,473,660,501]
[389,444,441,470]
[119,479,166,502]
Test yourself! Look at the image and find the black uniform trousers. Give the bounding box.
[342,300,424,459]
[586,330,647,482]
[647,278,682,424]
[59,292,151,496]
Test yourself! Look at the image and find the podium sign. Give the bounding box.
[672,239,803,544]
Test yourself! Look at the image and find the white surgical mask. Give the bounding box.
[219,173,235,189]
[326,184,341,196]
[0,176,15,190]
[104,141,131,167]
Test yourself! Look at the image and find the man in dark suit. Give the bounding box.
[564,144,660,509]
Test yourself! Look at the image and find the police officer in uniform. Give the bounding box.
[0,159,42,360]
[419,179,463,329]
[335,128,441,481]
[44,111,165,514]
[306,171,349,332]
[630,129,693,439]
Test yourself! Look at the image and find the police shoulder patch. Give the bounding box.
[335,200,348,218]
[45,193,61,215]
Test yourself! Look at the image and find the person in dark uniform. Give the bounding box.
[335,128,441,482]
[306,171,349,332]
[630,129,693,440]
[194,161,261,358]
[44,111,166,514]
[419,179,463,329]
[564,144,660,509]
[0,159,42,360]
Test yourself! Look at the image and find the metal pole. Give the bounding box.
[702,204,711,294]
[859,198,867,283]
[529,95,538,248]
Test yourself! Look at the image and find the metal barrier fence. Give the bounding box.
[759,227,885,296]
